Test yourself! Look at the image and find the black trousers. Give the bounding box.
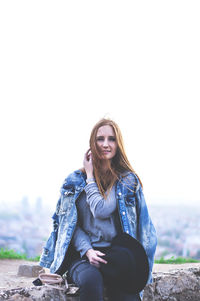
[68,258,141,301]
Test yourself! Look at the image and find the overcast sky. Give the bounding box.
[0,1,199,209]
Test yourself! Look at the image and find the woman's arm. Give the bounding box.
[72,224,107,267]
[84,182,116,219]
[72,224,93,257]
[83,150,116,219]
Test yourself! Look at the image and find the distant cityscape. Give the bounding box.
[0,198,200,260]
[149,204,200,260]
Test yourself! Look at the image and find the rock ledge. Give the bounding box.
[0,266,200,301]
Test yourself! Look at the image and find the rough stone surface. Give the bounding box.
[0,286,80,301]
[143,267,200,301]
[17,265,45,278]
[0,267,200,300]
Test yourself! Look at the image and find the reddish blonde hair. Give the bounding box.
[83,118,143,197]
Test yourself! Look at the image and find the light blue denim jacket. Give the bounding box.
[39,169,157,287]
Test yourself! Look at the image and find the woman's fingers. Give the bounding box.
[96,256,107,264]
[90,257,105,268]
[83,149,93,177]
[86,249,107,266]
[84,149,91,160]
[91,258,100,265]
[93,251,107,264]
[96,251,105,256]
[91,262,100,268]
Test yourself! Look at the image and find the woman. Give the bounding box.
[39,118,157,301]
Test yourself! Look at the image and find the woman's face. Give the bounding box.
[96,125,117,160]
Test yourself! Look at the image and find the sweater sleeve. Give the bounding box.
[71,224,93,257]
[84,182,116,219]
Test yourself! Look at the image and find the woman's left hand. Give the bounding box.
[86,248,107,268]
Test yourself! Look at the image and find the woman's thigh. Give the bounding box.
[69,259,102,285]
[69,259,141,301]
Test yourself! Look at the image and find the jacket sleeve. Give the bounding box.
[39,171,82,269]
[39,175,67,269]
[136,184,157,283]
[39,199,60,268]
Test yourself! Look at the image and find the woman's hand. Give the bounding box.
[86,248,107,268]
[83,149,94,179]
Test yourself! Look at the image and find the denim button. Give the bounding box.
[118,192,122,196]
[122,211,125,215]
[126,230,129,234]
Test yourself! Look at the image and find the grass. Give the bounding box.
[155,256,200,264]
[1,248,199,264]
[0,248,40,262]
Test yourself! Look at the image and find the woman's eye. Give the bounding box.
[96,137,104,141]
[109,137,116,141]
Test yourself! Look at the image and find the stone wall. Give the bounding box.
[143,267,200,301]
[0,267,200,301]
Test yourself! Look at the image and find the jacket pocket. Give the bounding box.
[40,230,57,268]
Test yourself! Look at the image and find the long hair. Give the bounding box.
[82,118,143,197]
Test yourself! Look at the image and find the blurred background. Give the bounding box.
[0,1,200,260]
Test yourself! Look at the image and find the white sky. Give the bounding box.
[0,1,200,209]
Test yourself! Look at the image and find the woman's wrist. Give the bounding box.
[86,177,95,184]
[86,248,93,256]
[86,172,93,178]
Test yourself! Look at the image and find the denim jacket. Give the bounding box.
[39,169,157,286]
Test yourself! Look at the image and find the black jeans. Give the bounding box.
[68,259,141,301]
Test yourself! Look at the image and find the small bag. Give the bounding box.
[39,273,63,284]
[39,273,66,291]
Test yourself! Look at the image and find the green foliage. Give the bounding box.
[0,248,40,262]
[28,255,40,262]
[155,256,200,264]
[1,248,199,265]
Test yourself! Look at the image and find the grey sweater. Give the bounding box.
[72,182,119,257]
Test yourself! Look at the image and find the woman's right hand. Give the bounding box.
[86,248,107,268]
[83,149,94,179]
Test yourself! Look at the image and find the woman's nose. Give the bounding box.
[103,139,109,147]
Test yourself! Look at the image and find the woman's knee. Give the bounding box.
[73,263,104,300]
[79,265,103,289]
[72,261,103,288]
